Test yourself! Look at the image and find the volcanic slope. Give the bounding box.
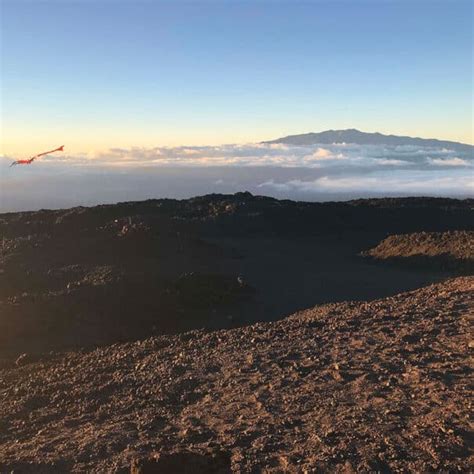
[1,276,472,473]
[1,194,472,360]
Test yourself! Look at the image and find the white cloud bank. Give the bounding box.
[427,157,471,167]
[1,142,472,212]
[1,142,472,170]
[258,171,473,196]
[92,142,472,169]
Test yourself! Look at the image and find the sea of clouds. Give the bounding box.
[0,142,472,212]
[15,142,473,168]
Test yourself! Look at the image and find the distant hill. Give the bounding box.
[265,129,474,153]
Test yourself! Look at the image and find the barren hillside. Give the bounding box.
[1,194,472,360]
[1,277,472,472]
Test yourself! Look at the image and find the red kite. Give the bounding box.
[10,145,65,167]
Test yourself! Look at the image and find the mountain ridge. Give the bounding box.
[264,129,473,152]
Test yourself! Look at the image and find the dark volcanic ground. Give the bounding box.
[0,277,472,472]
[0,193,473,361]
[0,193,473,473]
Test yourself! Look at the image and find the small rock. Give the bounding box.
[15,353,31,366]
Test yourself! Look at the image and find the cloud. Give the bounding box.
[96,142,471,169]
[3,141,470,171]
[2,142,472,212]
[377,159,414,166]
[312,147,332,159]
[258,170,473,196]
[427,157,471,167]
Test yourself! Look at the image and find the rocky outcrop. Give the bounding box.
[362,231,474,272]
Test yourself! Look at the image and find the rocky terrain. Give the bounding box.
[0,193,473,472]
[0,194,473,361]
[0,276,472,472]
[362,231,474,273]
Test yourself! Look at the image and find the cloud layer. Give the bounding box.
[62,142,473,168]
[2,141,472,170]
[1,142,472,212]
[258,171,473,195]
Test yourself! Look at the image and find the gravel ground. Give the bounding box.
[1,276,472,473]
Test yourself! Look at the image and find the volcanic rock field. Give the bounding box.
[0,193,472,472]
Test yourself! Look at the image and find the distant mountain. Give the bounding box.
[265,129,473,153]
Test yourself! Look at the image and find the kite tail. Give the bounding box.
[9,145,64,168]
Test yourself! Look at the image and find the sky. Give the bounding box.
[1,0,473,157]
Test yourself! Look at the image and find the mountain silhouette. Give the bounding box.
[265,129,473,153]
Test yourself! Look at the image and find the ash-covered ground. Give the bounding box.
[0,193,473,472]
[1,193,472,361]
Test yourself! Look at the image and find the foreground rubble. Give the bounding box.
[1,277,472,472]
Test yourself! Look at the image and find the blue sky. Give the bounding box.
[1,0,473,155]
